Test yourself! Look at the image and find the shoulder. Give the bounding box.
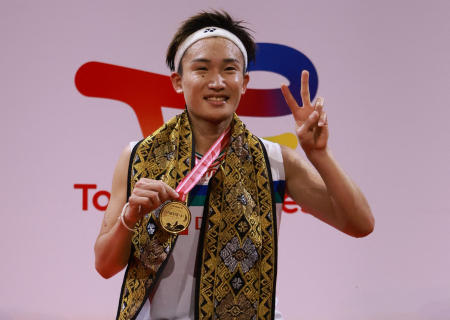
[279,143,321,188]
[129,141,138,150]
[259,138,285,181]
[114,144,134,184]
[257,138,310,177]
[260,138,282,160]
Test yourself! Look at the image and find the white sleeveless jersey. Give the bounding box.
[130,139,286,320]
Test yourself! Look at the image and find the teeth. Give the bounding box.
[206,96,226,101]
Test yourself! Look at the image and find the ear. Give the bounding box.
[170,72,183,93]
[241,73,250,94]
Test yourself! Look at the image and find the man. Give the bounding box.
[94,10,374,320]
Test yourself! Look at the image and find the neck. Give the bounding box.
[190,116,232,155]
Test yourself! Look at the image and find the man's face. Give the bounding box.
[171,37,249,125]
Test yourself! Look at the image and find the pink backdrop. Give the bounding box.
[1,1,449,319]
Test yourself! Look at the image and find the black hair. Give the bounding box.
[166,10,256,73]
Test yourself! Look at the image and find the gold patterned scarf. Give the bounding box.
[117,111,278,320]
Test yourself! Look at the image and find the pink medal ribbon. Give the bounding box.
[158,127,230,234]
[176,127,231,202]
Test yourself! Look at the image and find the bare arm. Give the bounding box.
[94,145,179,278]
[282,145,374,237]
[280,71,374,238]
[94,146,134,278]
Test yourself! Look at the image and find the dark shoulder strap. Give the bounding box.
[257,137,278,320]
[127,139,144,199]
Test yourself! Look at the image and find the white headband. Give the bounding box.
[174,26,248,72]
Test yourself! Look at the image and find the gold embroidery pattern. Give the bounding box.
[117,112,276,320]
[118,112,192,320]
[197,116,276,319]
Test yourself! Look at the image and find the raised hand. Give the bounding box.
[126,179,179,223]
[281,70,328,154]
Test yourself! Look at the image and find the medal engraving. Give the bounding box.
[159,201,191,234]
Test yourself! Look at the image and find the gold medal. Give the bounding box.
[158,200,191,234]
[157,127,230,235]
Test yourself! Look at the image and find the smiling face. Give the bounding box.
[171,37,249,126]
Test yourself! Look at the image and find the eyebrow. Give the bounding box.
[190,58,241,64]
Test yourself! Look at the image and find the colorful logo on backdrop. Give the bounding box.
[74,43,318,217]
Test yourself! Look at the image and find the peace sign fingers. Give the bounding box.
[281,84,301,121]
[281,70,314,124]
[281,69,329,153]
[300,70,312,108]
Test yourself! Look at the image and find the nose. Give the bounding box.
[207,72,225,90]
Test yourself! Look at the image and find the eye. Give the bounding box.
[225,66,237,71]
[196,66,207,71]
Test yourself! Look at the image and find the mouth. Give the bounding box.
[204,95,229,103]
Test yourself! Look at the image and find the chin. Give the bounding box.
[189,107,236,124]
[203,114,232,125]
[209,109,236,122]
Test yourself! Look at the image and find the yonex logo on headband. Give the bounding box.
[174,27,248,72]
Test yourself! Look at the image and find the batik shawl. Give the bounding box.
[117,111,278,320]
